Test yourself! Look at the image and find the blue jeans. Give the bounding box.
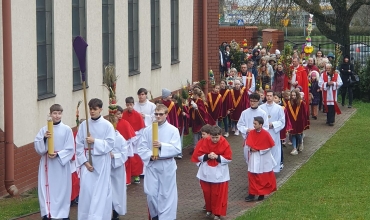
[218,117,229,133]
[291,134,302,149]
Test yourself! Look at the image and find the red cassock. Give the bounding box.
[230,87,250,121]
[116,118,137,184]
[189,98,216,133]
[219,89,232,118]
[286,101,310,135]
[71,131,80,201]
[162,99,179,128]
[207,92,223,122]
[176,104,190,136]
[122,110,145,180]
[192,137,232,216]
[246,129,276,196]
[280,106,292,140]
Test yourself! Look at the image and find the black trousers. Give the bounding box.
[341,86,353,105]
[326,105,335,124]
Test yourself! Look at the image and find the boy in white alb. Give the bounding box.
[134,88,156,127]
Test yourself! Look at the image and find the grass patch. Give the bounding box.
[183,128,194,148]
[0,188,39,220]
[237,101,370,220]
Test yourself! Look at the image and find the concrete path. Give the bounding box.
[16,106,356,220]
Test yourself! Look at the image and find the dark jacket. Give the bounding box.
[340,56,354,87]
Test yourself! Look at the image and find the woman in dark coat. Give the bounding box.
[340,55,354,108]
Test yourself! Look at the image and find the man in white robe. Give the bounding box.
[260,90,285,173]
[138,104,181,220]
[76,98,115,220]
[237,93,269,142]
[34,104,74,220]
[111,128,129,219]
[134,88,156,126]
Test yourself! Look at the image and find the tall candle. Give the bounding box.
[152,121,159,157]
[47,116,54,154]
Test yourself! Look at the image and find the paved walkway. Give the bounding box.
[16,106,356,220]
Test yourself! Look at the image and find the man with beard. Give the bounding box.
[305,57,320,78]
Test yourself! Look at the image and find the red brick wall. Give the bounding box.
[192,0,203,83]
[219,26,259,49]
[262,29,285,54]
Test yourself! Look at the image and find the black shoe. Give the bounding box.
[112,210,119,219]
[348,105,352,108]
[342,103,345,107]
[257,195,265,201]
[245,194,255,202]
[152,216,159,220]
[329,123,334,126]
[62,218,70,220]
[42,216,50,220]
[312,116,317,120]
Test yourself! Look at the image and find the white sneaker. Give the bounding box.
[280,163,284,171]
[206,212,212,217]
[223,132,229,137]
[290,149,298,155]
[234,130,239,136]
[298,143,304,151]
[214,216,221,220]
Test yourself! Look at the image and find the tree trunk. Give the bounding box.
[335,19,351,56]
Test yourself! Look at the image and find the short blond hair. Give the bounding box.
[155,104,168,114]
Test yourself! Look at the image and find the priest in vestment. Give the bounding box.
[319,64,343,126]
[237,62,256,94]
[134,88,156,127]
[76,98,115,220]
[34,104,74,220]
[192,126,232,219]
[244,116,277,202]
[230,79,250,136]
[260,90,285,173]
[137,104,181,220]
[207,85,223,122]
[237,93,269,141]
[286,90,309,155]
[122,97,145,184]
[161,88,179,128]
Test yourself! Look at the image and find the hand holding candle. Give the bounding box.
[47,115,54,155]
[152,121,159,158]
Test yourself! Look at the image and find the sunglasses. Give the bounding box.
[154,113,165,116]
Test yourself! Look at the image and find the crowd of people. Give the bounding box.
[32,42,352,220]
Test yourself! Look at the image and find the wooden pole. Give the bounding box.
[82,81,92,165]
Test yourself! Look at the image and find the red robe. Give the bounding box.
[177,104,189,136]
[192,137,232,216]
[305,65,320,76]
[207,92,223,121]
[122,110,145,179]
[230,87,250,121]
[189,98,216,133]
[284,66,309,111]
[280,106,292,140]
[162,99,179,128]
[219,88,232,118]
[71,131,80,201]
[246,129,276,196]
[287,100,310,135]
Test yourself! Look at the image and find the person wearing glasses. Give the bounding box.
[137,104,181,220]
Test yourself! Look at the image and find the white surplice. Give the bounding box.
[237,107,269,140]
[34,122,74,218]
[137,121,181,220]
[244,146,276,173]
[76,116,115,220]
[134,100,156,126]
[260,103,285,172]
[319,72,343,105]
[111,131,129,215]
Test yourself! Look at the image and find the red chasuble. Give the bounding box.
[71,131,80,201]
[177,104,189,136]
[162,99,179,128]
[207,92,223,122]
[287,100,309,135]
[219,89,232,118]
[192,136,232,166]
[116,118,136,140]
[230,87,250,121]
[322,72,341,115]
[284,66,309,111]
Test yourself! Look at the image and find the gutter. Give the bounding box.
[3,0,18,196]
[202,0,208,95]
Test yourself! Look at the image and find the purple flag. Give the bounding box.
[73,36,88,81]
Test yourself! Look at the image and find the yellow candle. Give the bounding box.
[152,121,159,157]
[47,117,54,154]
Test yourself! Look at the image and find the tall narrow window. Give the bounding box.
[128,0,139,75]
[171,0,179,63]
[72,0,86,90]
[37,0,54,100]
[102,0,115,72]
[151,0,161,69]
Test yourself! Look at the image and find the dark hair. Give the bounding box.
[117,105,124,113]
[274,92,282,99]
[125,96,135,104]
[200,124,213,134]
[247,60,254,65]
[254,116,264,125]
[240,62,247,67]
[88,98,103,108]
[316,50,324,57]
[137,88,148,95]
[249,92,260,101]
[50,104,63,113]
[265,89,274,95]
[209,125,222,136]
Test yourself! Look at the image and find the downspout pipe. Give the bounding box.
[202,0,208,95]
[3,0,18,196]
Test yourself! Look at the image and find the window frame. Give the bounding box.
[151,0,161,69]
[128,0,140,75]
[170,0,179,64]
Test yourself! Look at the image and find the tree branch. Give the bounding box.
[292,0,336,24]
[315,19,337,42]
[348,0,370,17]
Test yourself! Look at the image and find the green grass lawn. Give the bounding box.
[0,188,39,220]
[237,101,370,220]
